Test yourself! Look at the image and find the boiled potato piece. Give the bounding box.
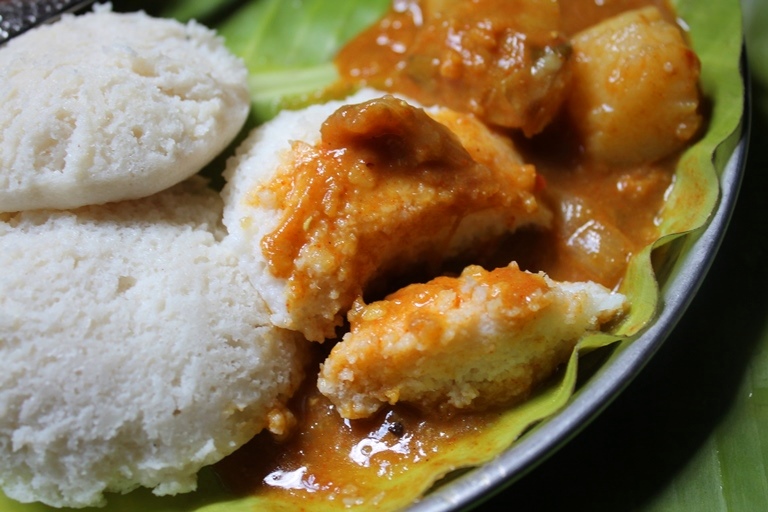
[566,7,702,167]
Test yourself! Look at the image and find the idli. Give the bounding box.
[0,177,306,508]
[0,6,250,212]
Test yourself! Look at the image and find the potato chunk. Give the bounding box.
[318,263,625,418]
[566,7,702,166]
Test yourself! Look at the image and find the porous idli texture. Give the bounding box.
[318,263,626,418]
[0,177,306,508]
[0,6,250,212]
[220,91,370,341]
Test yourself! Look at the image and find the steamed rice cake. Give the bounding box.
[0,177,306,508]
[0,6,250,212]
[318,263,626,418]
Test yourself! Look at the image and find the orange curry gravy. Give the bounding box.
[216,0,697,505]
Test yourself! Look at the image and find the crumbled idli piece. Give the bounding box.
[0,6,250,212]
[317,263,626,419]
[222,89,550,341]
[0,177,307,508]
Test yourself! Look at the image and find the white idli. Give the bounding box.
[0,177,306,508]
[0,6,250,212]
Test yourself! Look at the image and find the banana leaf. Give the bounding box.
[0,0,745,510]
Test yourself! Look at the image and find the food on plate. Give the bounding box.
[318,263,626,419]
[222,89,550,342]
[565,6,703,166]
[0,6,250,213]
[0,177,306,508]
[207,1,716,507]
[0,0,737,509]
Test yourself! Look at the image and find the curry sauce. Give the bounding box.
[216,0,701,505]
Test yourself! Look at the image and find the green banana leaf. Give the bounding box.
[214,0,390,123]
[0,0,744,510]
